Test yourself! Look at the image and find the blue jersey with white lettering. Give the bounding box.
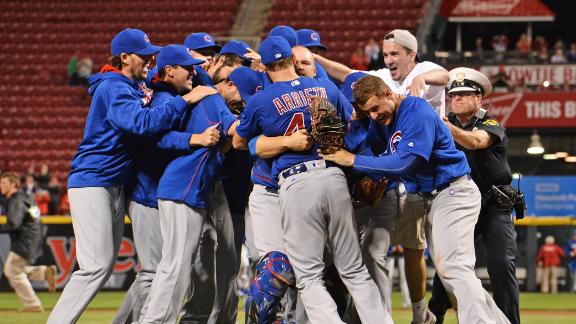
[236,77,352,181]
[156,90,237,208]
[355,96,470,193]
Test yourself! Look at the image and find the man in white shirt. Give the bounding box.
[315,29,449,324]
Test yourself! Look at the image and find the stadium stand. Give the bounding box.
[264,0,428,62]
[0,0,242,185]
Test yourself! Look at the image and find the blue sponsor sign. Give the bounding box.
[520,176,576,217]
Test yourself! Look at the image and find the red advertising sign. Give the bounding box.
[479,65,576,86]
[482,92,576,127]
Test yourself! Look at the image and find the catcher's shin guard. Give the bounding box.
[245,251,295,324]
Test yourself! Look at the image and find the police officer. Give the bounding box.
[429,67,520,324]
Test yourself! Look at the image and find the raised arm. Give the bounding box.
[313,54,354,83]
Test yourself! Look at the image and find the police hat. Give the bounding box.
[447,67,492,97]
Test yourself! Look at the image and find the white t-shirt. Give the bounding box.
[365,61,446,116]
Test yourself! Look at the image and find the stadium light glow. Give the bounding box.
[527,130,544,155]
[565,156,576,163]
[543,154,558,160]
[556,152,569,158]
[542,80,550,88]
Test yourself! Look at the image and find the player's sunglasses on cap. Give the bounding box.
[111,28,163,56]
[156,44,205,70]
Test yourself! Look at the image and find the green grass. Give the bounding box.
[0,291,574,323]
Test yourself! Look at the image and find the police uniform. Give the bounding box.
[429,68,520,324]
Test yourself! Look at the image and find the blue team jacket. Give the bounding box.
[68,65,189,188]
[128,82,195,209]
[156,89,237,209]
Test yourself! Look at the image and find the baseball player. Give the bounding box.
[429,68,520,324]
[111,45,213,324]
[338,71,397,320]
[232,36,390,324]
[292,46,318,78]
[320,75,510,324]
[230,67,309,323]
[315,29,449,324]
[296,28,332,80]
[179,34,248,324]
[47,29,215,324]
[138,44,239,324]
[270,26,331,81]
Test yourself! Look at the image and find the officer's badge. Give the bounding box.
[455,71,466,83]
[482,119,499,126]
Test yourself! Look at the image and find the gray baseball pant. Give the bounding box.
[139,199,205,324]
[427,176,510,324]
[47,186,126,324]
[112,201,162,324]
[279,166,390,324]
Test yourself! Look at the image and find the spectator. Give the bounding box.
[46,176,62,215]
[67,53,79,86]
[533,35,549,63]
[567,43,576,63]
[34,163,50,190]
[22,164,35,183]
[491,34,509,62]
[551,49,567,64]
[554,38,566,52]
[364,38,384,70]
[533,35,549,52]
[537,235,565,293]
[565,231,576,293]
[58,192,70,216]
[349,46,369,71]
[0,172,57,312]
[76,53,93,87]
[475,37,484,61]
[516,33,531,53]
[491,65,512,93]
[22,175,36,196]
[35,190,51,216]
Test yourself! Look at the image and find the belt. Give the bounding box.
[278,159,329,186]
[419,174,472,199]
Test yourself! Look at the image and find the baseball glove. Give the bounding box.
[351,176,389,207]
[309,96,347,148]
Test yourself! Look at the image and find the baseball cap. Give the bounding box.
[259,36,293,65]
[111,28,162,56]
[383,29,422,62]
[228,67,263,103]
[184,32,222,51]
[297,29,327,50]
[156,44,205,70]
[269,25,298,47]
[220,40,251,61]
[447,67,492,97]
[341,72,368,103]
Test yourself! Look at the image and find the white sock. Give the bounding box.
[412,298,427,323]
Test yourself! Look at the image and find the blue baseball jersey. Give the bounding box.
[68,66,188,188]
[156,89,237,208]
[355,96,470,193]
[236,77,352,181]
